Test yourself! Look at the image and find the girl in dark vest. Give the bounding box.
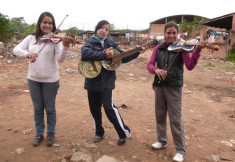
[81,20,147,145]
[147,21,206,162]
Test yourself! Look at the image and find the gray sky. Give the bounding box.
[1,0,234,31]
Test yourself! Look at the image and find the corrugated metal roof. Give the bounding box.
[151,14,208,24]
[200,12,235,30]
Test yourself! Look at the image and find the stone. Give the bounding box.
[95,155,119,162]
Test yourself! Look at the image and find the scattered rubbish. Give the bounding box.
[23,129,32,134]
[115,104,128,109]
[16,148,24,155]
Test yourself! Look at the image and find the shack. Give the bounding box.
[200,12,235,56]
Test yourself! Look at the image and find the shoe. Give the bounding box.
[46,135,55,146]
[152,141,167,149]
[32,135,43,146]
[173,153,185,162]
[117,138,127,146]
[93,135,103,143]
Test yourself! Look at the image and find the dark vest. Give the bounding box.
[153,42,184,87]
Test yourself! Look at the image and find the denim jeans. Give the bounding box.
[28,79,59,136]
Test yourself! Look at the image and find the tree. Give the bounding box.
[23,23,36,37]
[0,13,14,42]
[110,24,115,31]
[179,17,207,39]
[11,17,27,33]
[62,26,84,36]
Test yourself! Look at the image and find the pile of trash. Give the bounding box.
[0,42,19,64]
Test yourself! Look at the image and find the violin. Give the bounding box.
[40,33,81,45]
[168,39,219,52]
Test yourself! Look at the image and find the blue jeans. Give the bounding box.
[28,79,59,136]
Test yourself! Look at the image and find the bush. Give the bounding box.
[226,48,235,63]
[0,13,14,42]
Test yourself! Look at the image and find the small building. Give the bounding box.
[78,30,147,45]
[200,12,235,56]
[150,14,208,36]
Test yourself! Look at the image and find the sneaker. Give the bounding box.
[173,153,185,162]
[93,135,103,143]
[46,135,55,146]
[117,138,127,146]
[152,141,167,149]
[32,135,43,146]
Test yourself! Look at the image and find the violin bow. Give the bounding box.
[31,15,68,63]
[158,41,186,84]
[166,42,186,72]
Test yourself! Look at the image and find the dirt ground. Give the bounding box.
[0,45,235,162]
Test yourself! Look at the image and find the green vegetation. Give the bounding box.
[179,17,208,39]
[0,12,84,42]
[203,62,215,67]
[226,66,235,70]
[22,23,36,37]
[62,26,84,36]
[0,13,14,42]
[226,48,235,63]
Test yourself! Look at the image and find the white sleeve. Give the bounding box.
[54,42,69,63]
[13,35,32,58]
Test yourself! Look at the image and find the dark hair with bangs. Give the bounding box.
[95,20,110,34]
[164,21,179,33]
[32,12,56,43]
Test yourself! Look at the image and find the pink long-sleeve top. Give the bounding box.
[147,42,201,74]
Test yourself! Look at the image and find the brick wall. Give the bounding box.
[150,24,165,36]
[231,14,235,47]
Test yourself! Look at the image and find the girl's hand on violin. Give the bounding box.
[105,47,113,58]
[155,69,167,80]
[62,36,70,47]
[196,42,206,50]
[140,45,148,54]
[27,53,38,63]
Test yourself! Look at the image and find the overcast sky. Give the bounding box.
[1,0,234,31]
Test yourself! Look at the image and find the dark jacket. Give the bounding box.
[81,37,140,91]
[153,42,184,87]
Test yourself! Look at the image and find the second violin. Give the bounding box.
[168,39,219,52]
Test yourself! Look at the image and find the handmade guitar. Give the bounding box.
[78,40,159,78]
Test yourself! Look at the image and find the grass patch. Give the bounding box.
[203,62,215,67]
[12,41,19,45]
[226,48,235,63]
[226,66,235,70]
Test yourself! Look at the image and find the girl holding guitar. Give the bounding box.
[81,20,148,146]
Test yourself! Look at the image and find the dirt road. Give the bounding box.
[0,46,234,162]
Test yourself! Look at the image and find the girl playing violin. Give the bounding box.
[147,21,207,162]
[13,12,70,147]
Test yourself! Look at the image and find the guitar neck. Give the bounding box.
[113,47,142,61]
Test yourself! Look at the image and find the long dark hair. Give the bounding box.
[95,20,110,34]
[164,21,179,33]
[32,12,56,43]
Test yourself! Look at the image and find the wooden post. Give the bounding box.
[226,29,230,57]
